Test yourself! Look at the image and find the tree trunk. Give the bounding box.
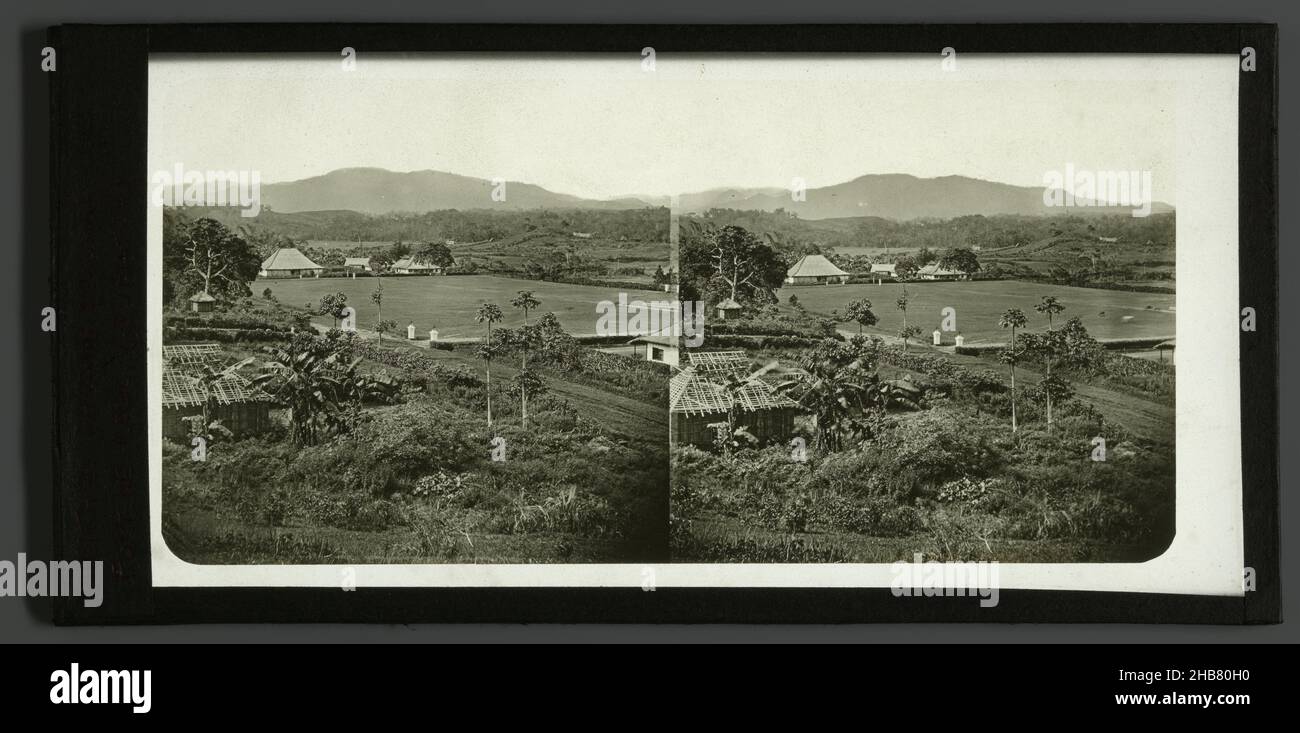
[1045,355,1053,430]
[1010,363,1017,433]
[1009,327,1018,434]
[521,310,528,429]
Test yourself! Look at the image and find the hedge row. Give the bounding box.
[1016,278,1175,295]
[165,314,295,333]
[707,321,838,338]
[352,342,483,388]
[703,334,831,349]
[164,326,290,343]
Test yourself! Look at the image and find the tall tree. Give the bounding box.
[1035,295,1065,330]
[998,307,1028,433]
[388,240,411,261]
[164,217,262,304]
[415,240,455,268]
[680,224,786,306]
[370,281,386,343]
[1033,296,1066,428]
[939,247,981,276]
[893,256,919,281]
[510,290,541,428]
[475,303,504,431]
[895,286,914,349]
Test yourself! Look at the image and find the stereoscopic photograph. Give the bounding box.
[151,56,675,566]
[666,66,1180,565]
[145,51,1243,596]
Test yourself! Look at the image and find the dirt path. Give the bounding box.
[350,330,667,440]
[842,330,1174,444]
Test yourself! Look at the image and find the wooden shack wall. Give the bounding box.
[162,402,272,442]
[670,407,798,449]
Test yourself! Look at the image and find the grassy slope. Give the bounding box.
[778,279,1175,343]
[264,273,665,339]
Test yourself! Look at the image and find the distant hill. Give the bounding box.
[676,174,1173,220]
[258,168,1172,221]
[261,167,655,214]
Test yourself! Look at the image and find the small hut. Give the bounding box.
[869,263,897,282]
[161,344,271,441]
[343,257,372,274]
[669,351,802,448]
[188,291,217,313]
[629,328,681,367]
[714,297,743,321]
[1152,339,1176,363]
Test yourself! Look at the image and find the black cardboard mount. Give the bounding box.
[47,23,1279,624]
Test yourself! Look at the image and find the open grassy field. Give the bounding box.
[262,274,664,338]
[778,280,1175,343]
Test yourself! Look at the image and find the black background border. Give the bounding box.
[48,22,1279,625]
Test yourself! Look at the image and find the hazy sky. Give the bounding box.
[150,54,1184,202]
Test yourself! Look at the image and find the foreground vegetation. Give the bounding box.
[671,223,1175,563]
[163,296,668,564]
[671,337,1174,563]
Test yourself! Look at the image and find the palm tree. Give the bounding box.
[475,303,504,430]
[778,357,870,453]
[370,281,385,343]
[998,307,1028,433]
[510,291,541,427]
[1035,296,1064,331]
[254,337,345,446]
[1033,296,1065,428]
[895,287,910,333]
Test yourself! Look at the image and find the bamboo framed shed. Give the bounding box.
[160,344,272,441]
[669,351,802,448]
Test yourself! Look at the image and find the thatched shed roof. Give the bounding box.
[670,367,800,416]
[787,254,848,278]
[669,352,798,416]
[684,350,748,374]
[261,247,322,271]
[161,344,267,409]
[161,343,224,366]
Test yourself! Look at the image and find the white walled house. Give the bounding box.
[630,330,680,368]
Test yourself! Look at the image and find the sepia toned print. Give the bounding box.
[146,53,1243,597]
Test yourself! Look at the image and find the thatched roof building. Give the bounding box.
[669,351,801,448]
[260,247,323,278]
[785,254,850,285]
[161,344,271,441]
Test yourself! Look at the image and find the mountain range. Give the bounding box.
[260,167,1173,221]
